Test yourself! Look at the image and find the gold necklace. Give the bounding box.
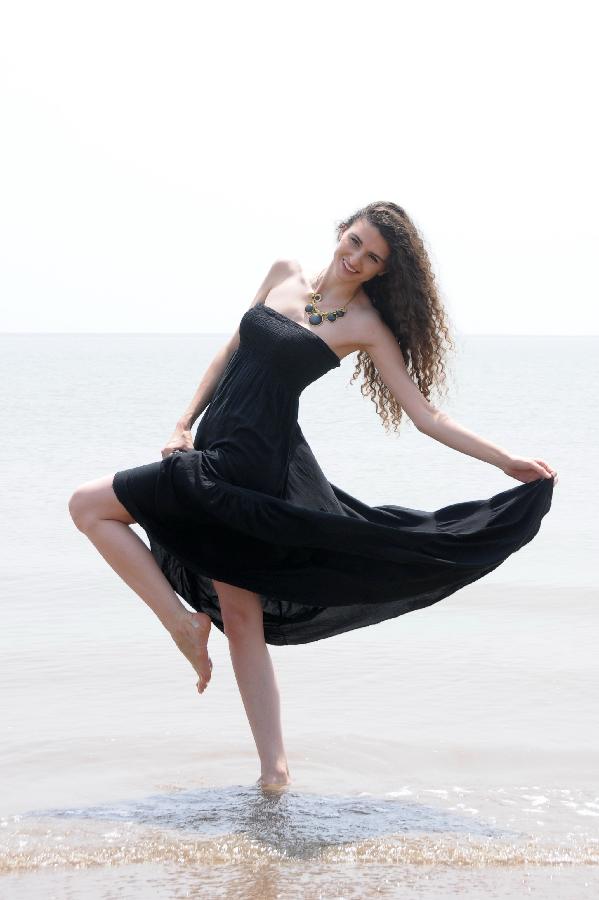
[304,271,359,326]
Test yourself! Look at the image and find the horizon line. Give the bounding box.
[1,331,597,338]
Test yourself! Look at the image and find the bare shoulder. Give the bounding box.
[269,257,297,285]
[352,295,398,354]
[249,258,296,307]
[349,298,439,428]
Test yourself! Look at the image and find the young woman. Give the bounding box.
[68,201,557,790]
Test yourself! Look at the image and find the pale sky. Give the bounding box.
[1,0,596,335]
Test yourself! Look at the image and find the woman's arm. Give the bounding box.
[175,341,236,432]
[175,258,290,430]
[360,318,557,482]
[417,411,512,468]
[161,259,289,456]
[414,408,555,482]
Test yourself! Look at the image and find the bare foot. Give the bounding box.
[169,609,213,694]
[256,769,292,791]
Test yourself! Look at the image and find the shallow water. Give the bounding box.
[1,333,598,897]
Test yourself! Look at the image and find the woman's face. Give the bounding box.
[334,218,390,284]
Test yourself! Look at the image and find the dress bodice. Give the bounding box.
[241,303,341,388]
[192,303,340,495]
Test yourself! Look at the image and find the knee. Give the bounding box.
[213,583,263,642]
[68,485,95,532]
[222,608,261,642]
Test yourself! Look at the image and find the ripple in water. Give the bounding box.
[2,783,598,874]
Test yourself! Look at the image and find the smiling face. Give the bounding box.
[335,218,391,284]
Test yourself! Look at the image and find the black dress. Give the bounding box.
[112,303,554,645]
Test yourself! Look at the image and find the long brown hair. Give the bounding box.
[337,201,456,432]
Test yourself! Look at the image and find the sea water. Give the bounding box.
[1,332,597,898]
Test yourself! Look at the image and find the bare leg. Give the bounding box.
[213,579,291,789]
[68,474,213,693]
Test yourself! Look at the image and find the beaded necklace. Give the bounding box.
[304,269,360,326]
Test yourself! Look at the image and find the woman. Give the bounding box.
[68,201,557,790]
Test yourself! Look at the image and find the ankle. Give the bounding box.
[261,760,290,781]
[259,772,291,788]
[167,606,209,635]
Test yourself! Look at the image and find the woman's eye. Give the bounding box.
[350,236,358,244]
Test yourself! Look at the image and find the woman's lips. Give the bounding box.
[343,259,358,274]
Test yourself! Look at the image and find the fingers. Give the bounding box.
[534,458,558,484]
[161,448,189,459]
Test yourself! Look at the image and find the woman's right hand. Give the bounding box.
[161,427,194,459]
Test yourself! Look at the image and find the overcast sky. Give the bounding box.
[1,0,596,335]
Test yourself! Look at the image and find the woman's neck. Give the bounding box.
[309,262,362,308]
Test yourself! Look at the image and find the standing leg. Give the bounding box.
[68,474,213,692]
[212,579,291,789]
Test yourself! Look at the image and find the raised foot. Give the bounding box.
[169,609,213,694]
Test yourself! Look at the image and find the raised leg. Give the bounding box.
[68,474,213,692]
[212,579,291,789]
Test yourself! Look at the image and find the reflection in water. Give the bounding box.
[3,783,597,878]
[28,783,509,852]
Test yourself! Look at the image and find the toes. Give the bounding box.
[196,665,212,693]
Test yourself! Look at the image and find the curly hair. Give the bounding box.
[335,201,456,433]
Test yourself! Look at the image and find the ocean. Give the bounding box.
[1,332,597,898]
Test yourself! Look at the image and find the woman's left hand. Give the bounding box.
[501,455,558,485]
